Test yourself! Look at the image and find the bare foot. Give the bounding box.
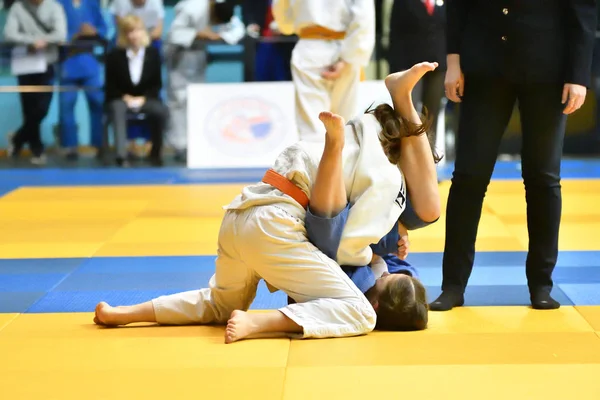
[94,302,128,326]
[385,62,439,97]
[319,111,345,148]
[225,310,258,344]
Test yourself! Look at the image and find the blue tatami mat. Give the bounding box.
[0,257,84,274]
[28,281,288,313]
[425,285,573,307]
[410,251,600,268]
[2,251,600,313]
[557,284,600,306]
[1,160,600,191]
[0,292,47,313]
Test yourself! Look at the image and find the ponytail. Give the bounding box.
[365,103,443,165]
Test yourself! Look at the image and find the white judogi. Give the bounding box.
[165,0,244,153]
[272,0,375,142]
[152,113,406,339]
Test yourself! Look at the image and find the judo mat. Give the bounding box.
[1,160,600,399]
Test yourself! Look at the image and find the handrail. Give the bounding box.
[0,38,109,50]
[0,85,100,93]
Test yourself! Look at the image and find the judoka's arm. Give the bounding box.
[218,15,246,45]
[151,20,164,40]
[150,0,166,40]
[399,197,438,230]
[338,0,376,67]
[305,204,350,262]
[305,201,395,283]
[168,4,204,48]
[271,0,295,35]
[91,0,108,38]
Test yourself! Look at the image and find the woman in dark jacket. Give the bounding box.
[432,0,596,311]
[105,14,168,167]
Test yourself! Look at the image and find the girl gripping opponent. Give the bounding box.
[94,62,441,343]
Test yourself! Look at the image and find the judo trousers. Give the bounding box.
[152,204,377,338]
[291,39,361,142]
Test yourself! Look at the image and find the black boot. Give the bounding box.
[429,290,465,311]
[530,290,560,310]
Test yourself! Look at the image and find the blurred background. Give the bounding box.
[0,0,599,169]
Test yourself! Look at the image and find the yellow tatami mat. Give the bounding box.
[2,176,600,398]
[575,306,600,331]
[0,308,599,399]
[1,180,600,258]
[0,313,18,331]
[283,365,600,400]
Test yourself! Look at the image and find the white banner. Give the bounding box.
[187,81,392,169]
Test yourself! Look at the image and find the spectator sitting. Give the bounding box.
[3,0,67,165]
[104,14,168,167]
[110,0,164,45]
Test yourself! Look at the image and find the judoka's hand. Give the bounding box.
[247,24,260,38]
[150,27,162,40]
[396,235,409,260]
[80,23,96,36]
[562,83,587,115]
[396,222,409,260]
[197,28,221,41]
[322,60,347,80]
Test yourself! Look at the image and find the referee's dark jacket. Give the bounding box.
[447,0,598,87]
[388,0,447,71]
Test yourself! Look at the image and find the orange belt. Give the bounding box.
[262,169,309,209]
[298,26,346,40]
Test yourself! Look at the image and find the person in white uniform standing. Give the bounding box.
[93,62,440,343]
[165,0,245,161]
[272,0,375,142]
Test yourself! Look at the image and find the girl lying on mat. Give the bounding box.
[93,62,442,342]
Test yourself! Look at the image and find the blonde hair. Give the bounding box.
[116,15,150,48]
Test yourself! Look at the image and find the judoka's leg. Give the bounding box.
[330,64,361,123]
[302,112,351,262]
[309,111,347,218]
[83,73,105,150]
[291,40,332,141]
[386,62,441,223]
[94,210,259,326]
[225,309,302,344]
[230,206,376,342]
[94,301,155,326]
